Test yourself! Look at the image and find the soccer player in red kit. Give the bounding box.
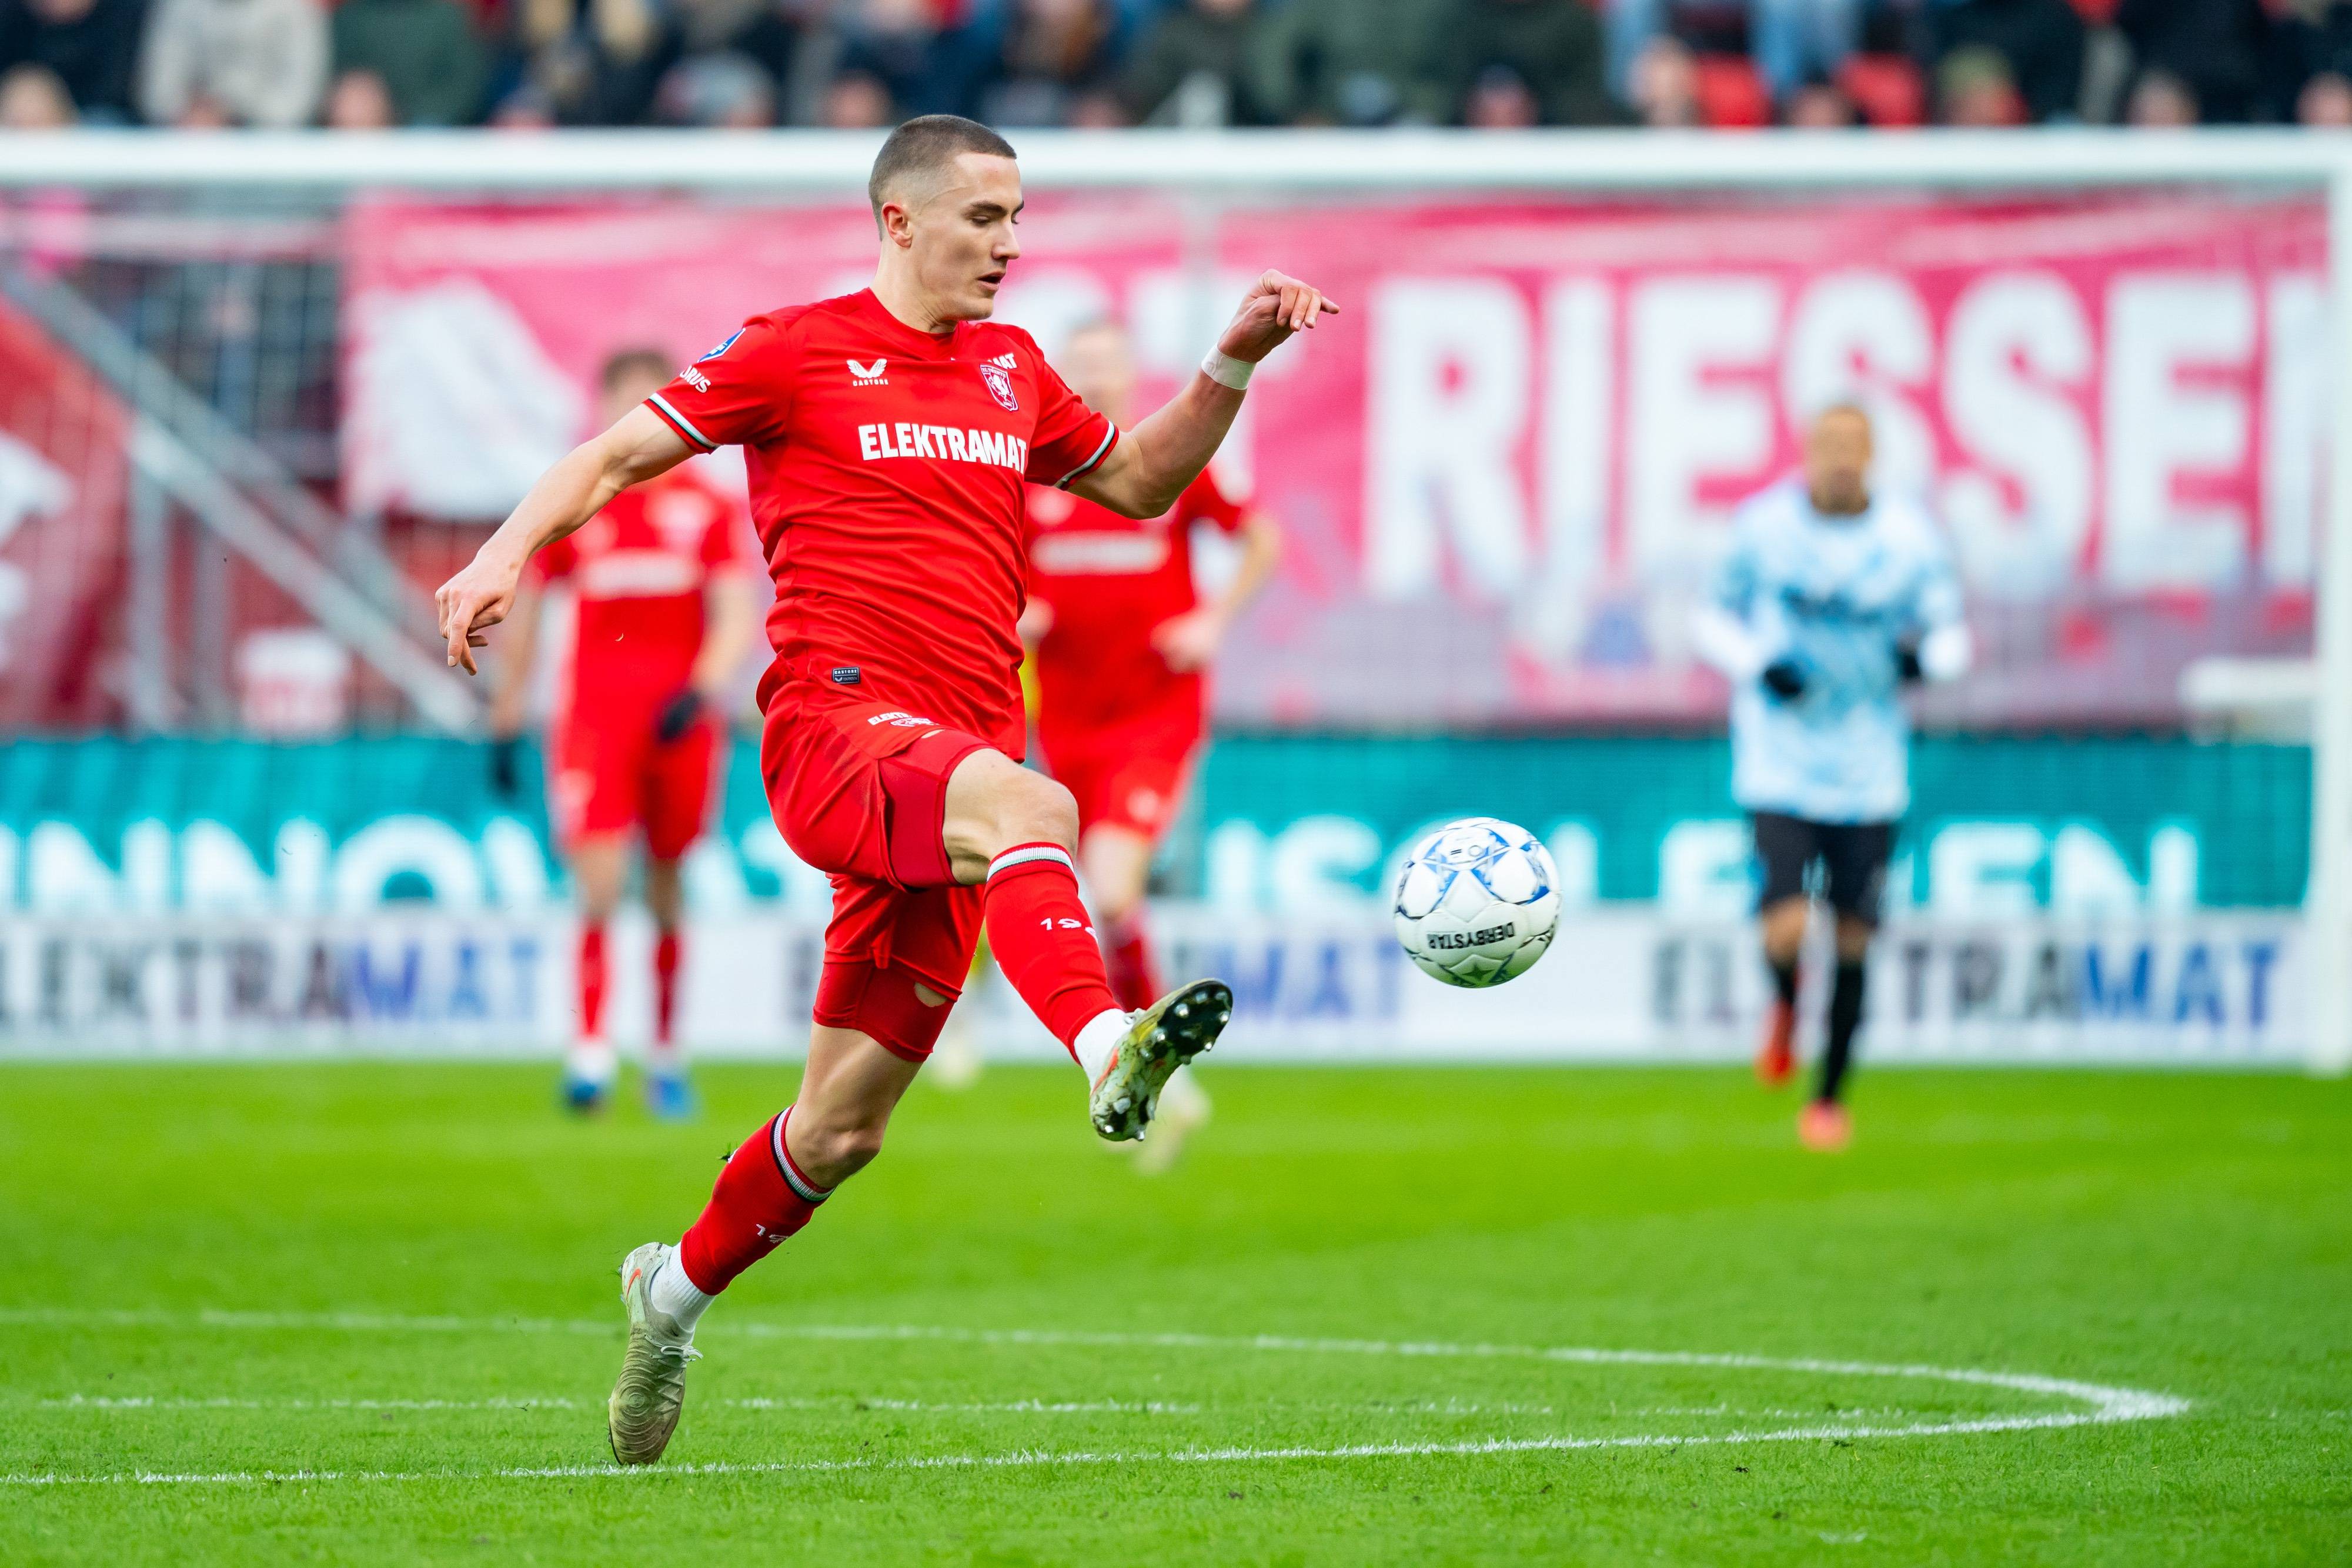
[1022,317,1282,1166]
[487,348,759,1119]
[434,115,1335,1466]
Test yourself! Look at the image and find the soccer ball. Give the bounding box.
[1391,817,1560,988]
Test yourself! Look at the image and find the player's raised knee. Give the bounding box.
[944,750,1079,874]
[996,769,1079,855]
[791,1109,890,1185]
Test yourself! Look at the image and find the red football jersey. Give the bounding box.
[1024,467,1248,735]
[536,462,749,708]
[643,289,1118,754]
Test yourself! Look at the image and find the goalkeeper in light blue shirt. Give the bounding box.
[1692,404,1972,1151]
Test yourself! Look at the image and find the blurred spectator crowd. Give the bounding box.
[4,0,2351,135]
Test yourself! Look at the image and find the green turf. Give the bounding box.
[0,1062,2346,1564]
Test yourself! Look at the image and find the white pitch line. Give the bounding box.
[31,1394,1191,1416]
[34,1401,1195,1420]
[727,1396,1202,1415]
[29,1395,1208,1415]
[25,1393,1935,1420]
[0,1306,2190,1423]
[24,1393,1920,1420]
[38,1395,583,1412]
[0,1409,2175,1490]
[0,1307,613,1336]
[0,1307,2190,1487]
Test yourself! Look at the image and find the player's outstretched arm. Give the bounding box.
[435,404,694,674]
[1690,522,1769,686]
[1070,270,1335,520]
[1903,543,1974,684]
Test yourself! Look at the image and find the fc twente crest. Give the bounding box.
[978,356,1019,412]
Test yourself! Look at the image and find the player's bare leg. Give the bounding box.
[610,1024,920,1464]
[1082,823,1210,1170]
[1083,824,1160,1009]
[1755,895,1807,1091]
[642,855,695,1118]
[942,750,1229,1141]
[565,836,629,1112]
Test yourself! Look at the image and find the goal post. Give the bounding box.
[0,128,2343,1072]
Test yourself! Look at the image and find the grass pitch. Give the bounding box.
[1,1061,2346,1564]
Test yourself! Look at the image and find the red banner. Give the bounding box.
[0,296,129,729]
[344,194,2326,727]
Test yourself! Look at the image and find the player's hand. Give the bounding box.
[654,688,704,744]
[435,550,523,676]
[1016,599,1054,649]
[1760,658,1808,702]
[1151,608,1224,673]
[487,736,522,799]
[1893,636,1926,686]
[1217,269,1339,365]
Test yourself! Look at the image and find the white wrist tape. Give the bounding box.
[1200,349,1254,391]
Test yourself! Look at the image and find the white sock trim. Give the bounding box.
[649,1250,714,1330]
[988,844,1074,879]
[1073,1008,1128,1086]
[771,1109,833,1205]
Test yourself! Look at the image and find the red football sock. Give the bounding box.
[676,1109,830,1295]
[577,922,608,1039]
[1100,911,1159,1014]
[983,843,1121,1055]
[653,928,681,1051]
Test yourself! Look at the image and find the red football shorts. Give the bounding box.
[760,690,995,1057]
[551,706,721,860]
[1041,716,1201,842]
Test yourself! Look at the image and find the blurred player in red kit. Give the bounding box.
[1021,317,1281,1167]
[487,348,760,1119]
[436,115,1335,1465]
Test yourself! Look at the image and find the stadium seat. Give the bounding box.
[1839,54,1927,128]
[1695,54,1773,128]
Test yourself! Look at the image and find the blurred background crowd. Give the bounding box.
[3,0,2351,137]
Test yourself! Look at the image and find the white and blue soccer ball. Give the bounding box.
[1391,817,1560,988]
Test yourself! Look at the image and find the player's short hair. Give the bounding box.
[599,347,673,393]
[867,115,1017,229]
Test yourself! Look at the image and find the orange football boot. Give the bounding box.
[1798,1099,1852,1152]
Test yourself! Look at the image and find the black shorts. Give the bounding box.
[1750,812,1896,924]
